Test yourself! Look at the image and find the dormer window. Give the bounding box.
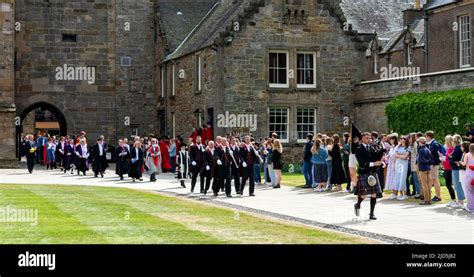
[406,44,413,66]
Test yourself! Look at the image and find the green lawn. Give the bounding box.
[281,172,451,204]
[0,184,372,244]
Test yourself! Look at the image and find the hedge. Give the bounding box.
[385,89,474,141]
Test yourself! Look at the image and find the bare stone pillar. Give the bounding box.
[0,0,18,168]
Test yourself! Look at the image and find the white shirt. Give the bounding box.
[99,143,104,156]
[135,148,139,159]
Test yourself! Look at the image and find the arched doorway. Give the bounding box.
[16,102,68,159]
[19,102,67,136]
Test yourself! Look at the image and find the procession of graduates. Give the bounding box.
[19,123,272,197]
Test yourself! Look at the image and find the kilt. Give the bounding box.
[314,163,328,183]
[354,173,382,196]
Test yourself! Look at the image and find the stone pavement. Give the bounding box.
[1,164,473,244]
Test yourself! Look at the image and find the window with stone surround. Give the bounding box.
[296,52,316,88]
[269,51,289,88]
[269,107,289,142]
[194,54,202,92]
[296,108,316,142]
[172,63,176,96]
[459,14,471,68]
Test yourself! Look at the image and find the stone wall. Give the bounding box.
[114,0,157,141]
[14,0,156,145]
[0,0,17,168]
[354,68,474,133]
[14,0,117,141]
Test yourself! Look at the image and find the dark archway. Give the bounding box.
[19,102,68,136]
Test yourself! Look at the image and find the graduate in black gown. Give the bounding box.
[240,135,258,197]
[177,143,190,188]
[92,137,109,178]
[75,139,91,175]
[63,139,76,174]
[330,134,347,191]
[114,139,130,180]
[24,135,37,174]
[128,141,144,182]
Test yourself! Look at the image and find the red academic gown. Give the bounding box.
[159,141,171,171]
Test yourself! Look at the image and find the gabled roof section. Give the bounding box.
[157,0,220,53]
[164,0,264,62]
[380,18,425,54]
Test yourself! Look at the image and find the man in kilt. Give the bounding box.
[354,132,383,220]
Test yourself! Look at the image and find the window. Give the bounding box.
[194,54,202,92]
[172,112,176,139]
[373,52,378,74]
[161,67,165,98]
[269,51,289,88]
[297,108,316,142]
[406,44,413,66]
[297,52,316,88]
[121,57,131,67]
[130,125,139,138]
[62,34,77,42]
[459,15,471,67]
[172,64,176,96]
[269,107,289,142]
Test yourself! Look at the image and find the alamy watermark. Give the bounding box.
[380,64,421,82]
[0,205,38,226]
[217,111,258,132]
[55,64,96,84]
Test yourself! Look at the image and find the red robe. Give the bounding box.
[159,141,171,170]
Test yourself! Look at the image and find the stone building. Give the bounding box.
[156,0,418,161]
[0,0,472,166]
[356,0,474,132]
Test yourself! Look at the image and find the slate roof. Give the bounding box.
[162,0,419,61]
[157,0,220,53]
[424,0,459,10]
[164,0,255,61]
[340,0,416,37]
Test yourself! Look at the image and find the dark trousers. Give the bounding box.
[205,175,212,193]
[230,166,241,193]
[26,155,35,173]
[213,166,231,195]
[241,165,255,195]
[444,169,456,200]
[343,159,350,190]
[191,169,205,192]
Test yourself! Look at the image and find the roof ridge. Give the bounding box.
[164,1,222,62]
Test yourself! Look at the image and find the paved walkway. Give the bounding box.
[1,164,473,244]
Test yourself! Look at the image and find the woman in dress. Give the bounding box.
[460,143,474,212]
[442,135,458,207]
[325,137,333,191]
[329,134,346,192]
[46,136,57,170]
[391,136,410,200]
[449,135,465,208]
[385,134,399,197]
[272,139,283,189]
